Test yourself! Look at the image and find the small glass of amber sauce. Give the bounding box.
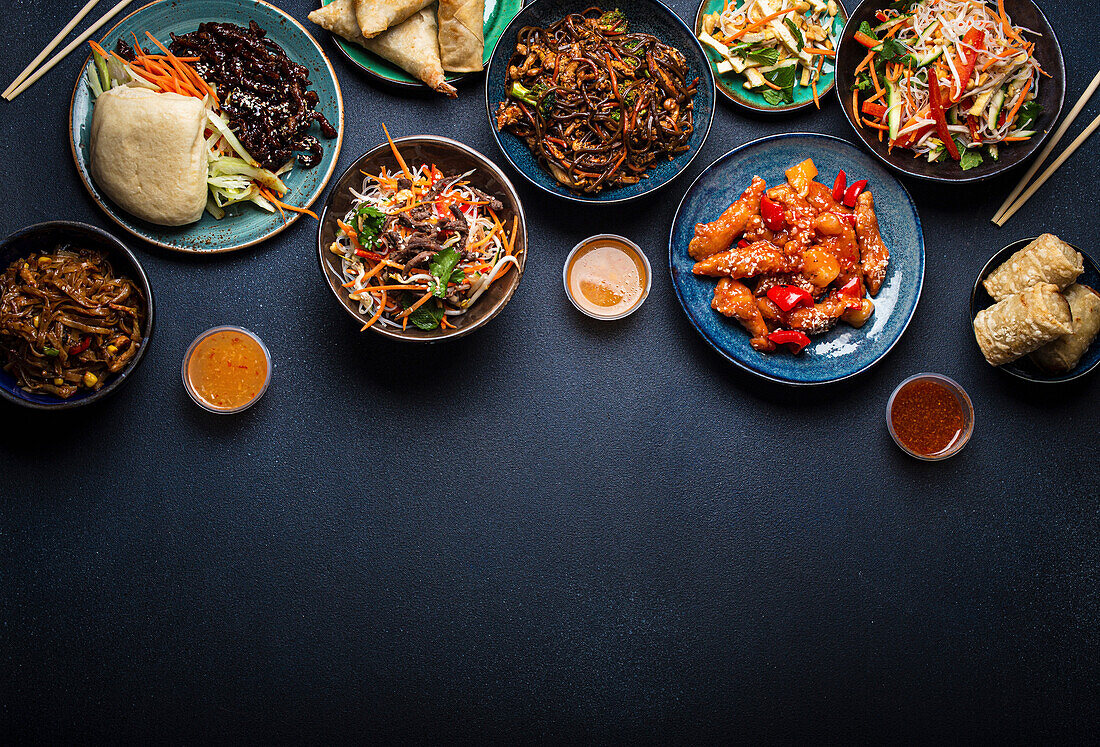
[183,326,271,414]
[563,234,651,320]
[887,373,974,460]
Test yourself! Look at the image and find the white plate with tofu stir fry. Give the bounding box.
[695,0,846,111]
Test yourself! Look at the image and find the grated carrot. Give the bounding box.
[381,123,413,180]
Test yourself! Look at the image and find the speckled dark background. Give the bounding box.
[2,0,1097,742]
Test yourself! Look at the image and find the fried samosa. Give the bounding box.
[354,0,433,39]
[438,0,484,72]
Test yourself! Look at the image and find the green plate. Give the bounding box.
[324,0,523,89]
[70,0,344,253]
[694,0,846,112]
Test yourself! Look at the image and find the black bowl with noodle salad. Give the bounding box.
[0,222,154,410]
[317,135,527,342]
[834,0,1063,182]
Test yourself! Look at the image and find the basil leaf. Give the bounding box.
[428,247,462,298]
[762,65,796,105]
[744,46,780,66]
[784,18,804,49]
[1016,101,1042,130]
[959,147,983,171]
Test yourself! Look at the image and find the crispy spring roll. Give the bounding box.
[308,2,457,97]
[439,0,484,72]
[1030,284,1100,373]
[982,234,1083,301]
[973,283,1073,366]
[354,0,433,39]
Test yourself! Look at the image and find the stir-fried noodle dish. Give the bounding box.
[495,7,699,193]
[0,247,146,398]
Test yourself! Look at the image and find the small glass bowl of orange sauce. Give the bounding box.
[182,326,272,414]
[887,373,974,461]
[563,234,651,320]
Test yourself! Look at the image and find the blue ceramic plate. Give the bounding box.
[69,0,344,253]
[485,0,715,204]
[969,239,1100,383]
[0,222,154,410]
[669,133,924,386]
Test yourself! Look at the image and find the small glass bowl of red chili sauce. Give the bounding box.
[887,373,974,461]
[182,326,271,414]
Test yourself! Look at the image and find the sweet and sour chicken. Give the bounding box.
[689,159,889,354]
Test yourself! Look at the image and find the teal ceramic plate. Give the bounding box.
[670,133,924,386]
[70,0,344,253]
[323,0,523,89]
[694,0,846,112]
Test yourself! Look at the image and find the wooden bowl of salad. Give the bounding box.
[834,0,1064,182]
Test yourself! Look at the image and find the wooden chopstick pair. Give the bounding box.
[992,68,1100,226]
[2,0,134,102]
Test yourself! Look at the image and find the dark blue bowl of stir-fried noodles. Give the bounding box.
[485,0,716,203]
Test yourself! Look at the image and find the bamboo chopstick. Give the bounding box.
[992,68,1100,224]
[2,0,102,98]
[994,110,1100,226]
[3,0,134,102]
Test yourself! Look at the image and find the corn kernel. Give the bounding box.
[83,372,98,387]
[106,344,118,354]
[54,378,64,386]
[37,256,50,265]
[33,315,39,327]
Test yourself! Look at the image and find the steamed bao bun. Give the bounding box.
[89,87,208,227]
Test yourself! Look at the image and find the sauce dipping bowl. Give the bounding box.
[886,373,974,461]
[182,326,271,414]
[563,234,651,321]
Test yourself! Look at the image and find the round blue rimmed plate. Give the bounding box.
[669,133,925,386]
[323,0,523,90]
[969,238,1100,383]
[694,0,846,113]
[69,0,344,254]
[485,0,715,204]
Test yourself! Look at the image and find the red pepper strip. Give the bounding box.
[767,329,811,354]
[760,194,785,231]
[967,115,980,140]
[927,69,960,160]
[876,10,889,21]
[766,285,814,312]
[951,28,985,103]
[861,101,887,119]
[854,32,879,49]
[832,170,847,201]
[737,239,750,248]
[68,337,91,356]
[355,249,384,261]
[837,276,864,298]
[843,179,868,208]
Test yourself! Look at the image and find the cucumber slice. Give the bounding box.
[986,88,1006,131]
[914,46,943,67]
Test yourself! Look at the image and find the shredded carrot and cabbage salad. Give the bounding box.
[850,0,1045,169]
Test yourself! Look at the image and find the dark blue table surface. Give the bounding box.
[2,0,1097,741]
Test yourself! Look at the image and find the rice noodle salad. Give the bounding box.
[329,133,522,332]
[850,0,1045,170]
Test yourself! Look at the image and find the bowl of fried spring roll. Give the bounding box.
[308,0,521,95]
[970,234,1100,383]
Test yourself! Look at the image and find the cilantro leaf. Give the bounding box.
[877,38,911,63]
[353,204,387,249]
[853,73,873,91]
[858,21,877,39]
[427,247,462,298]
